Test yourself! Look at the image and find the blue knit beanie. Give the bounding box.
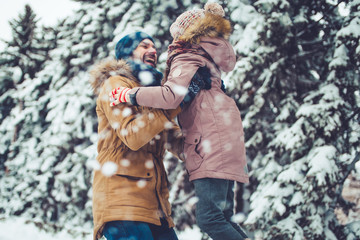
[115,32,155,60]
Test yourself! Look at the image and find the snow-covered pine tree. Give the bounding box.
[0,67,15,175]
[0,2,102,234]
[225,0,360,239]
[1,0,358,239]
[1,5,50,83]
[0,4,52,191]
[0,2,95,234]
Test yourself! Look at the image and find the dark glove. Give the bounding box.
[181,66,212,107]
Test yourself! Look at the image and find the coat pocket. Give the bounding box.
[184,132,204,173]
[116,166,154,180]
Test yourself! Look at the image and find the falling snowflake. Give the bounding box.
[87,159,101,170]
[201,139,212,153]
[231,213,246,223]
[173,84,188,96]
[137,179,147,188]
[145,160,154,169]
[113,109,121,116]
[137,120,145,128]
[102,162,118,177]
[224,143,233,151]
[222,111,232,125]
[120,159,130,167]
[112,122,120,129]
[148,112,155,120]
[164,121,173,129]
[122,107,132,117]
[120,129,128,136]
[132,125,139,132]
[139,71,154,85]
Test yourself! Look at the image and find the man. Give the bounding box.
[89,32,183,240]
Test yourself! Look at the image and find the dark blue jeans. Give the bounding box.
[193,178,249,240]
[103,218,178,240]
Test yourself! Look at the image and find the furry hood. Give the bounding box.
[89,58,136,95]
[179,13,232,44]
[178,13,236,72]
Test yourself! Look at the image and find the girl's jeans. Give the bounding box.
[193,178,249,240]
[103,218,178,240]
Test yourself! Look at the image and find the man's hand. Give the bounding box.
[109,87,131,106]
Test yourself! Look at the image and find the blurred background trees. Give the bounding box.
[0,1,359,239]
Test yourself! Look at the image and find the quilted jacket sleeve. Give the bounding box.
[129,53,205,109]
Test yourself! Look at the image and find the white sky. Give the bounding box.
[0,0,80,50]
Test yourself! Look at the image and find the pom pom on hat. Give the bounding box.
[170,2,225,39]
[204,2,225,17]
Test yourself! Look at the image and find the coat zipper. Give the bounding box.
[153,157,169,219]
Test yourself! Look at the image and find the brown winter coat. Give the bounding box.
[129,13,249,183]
[89,59,182,240]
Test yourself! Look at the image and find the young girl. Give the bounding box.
[110,3,250,240]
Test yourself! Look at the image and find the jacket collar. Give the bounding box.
[89,58,135,95]
[89,58,162,95]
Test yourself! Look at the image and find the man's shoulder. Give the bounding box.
[90,58,136,94]
[102,75,134,94]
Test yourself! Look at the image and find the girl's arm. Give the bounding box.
[129,53,205,109]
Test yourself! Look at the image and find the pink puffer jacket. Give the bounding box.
[130,36,249,183]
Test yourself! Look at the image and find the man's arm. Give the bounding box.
[165,121,185,161]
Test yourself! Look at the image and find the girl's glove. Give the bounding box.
[109,87,131,106]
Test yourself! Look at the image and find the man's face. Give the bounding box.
[132,39,157,68]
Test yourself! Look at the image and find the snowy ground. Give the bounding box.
[0,217,202,240]
[0,217,89,240]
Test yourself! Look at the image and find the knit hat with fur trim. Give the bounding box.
[115,32,154,60]
[170,2,225,40]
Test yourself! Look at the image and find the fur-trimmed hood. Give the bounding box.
[89,58,136,95]
[179,13,232,44]
[177,13,235,72]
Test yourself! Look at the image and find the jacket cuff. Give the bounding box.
[129,88,140,106]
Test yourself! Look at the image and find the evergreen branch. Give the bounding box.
[296,0,346,38]
[172,191,196,206]
[290,49,323,61]
[346,107,360,122]
[345,151,360,174]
